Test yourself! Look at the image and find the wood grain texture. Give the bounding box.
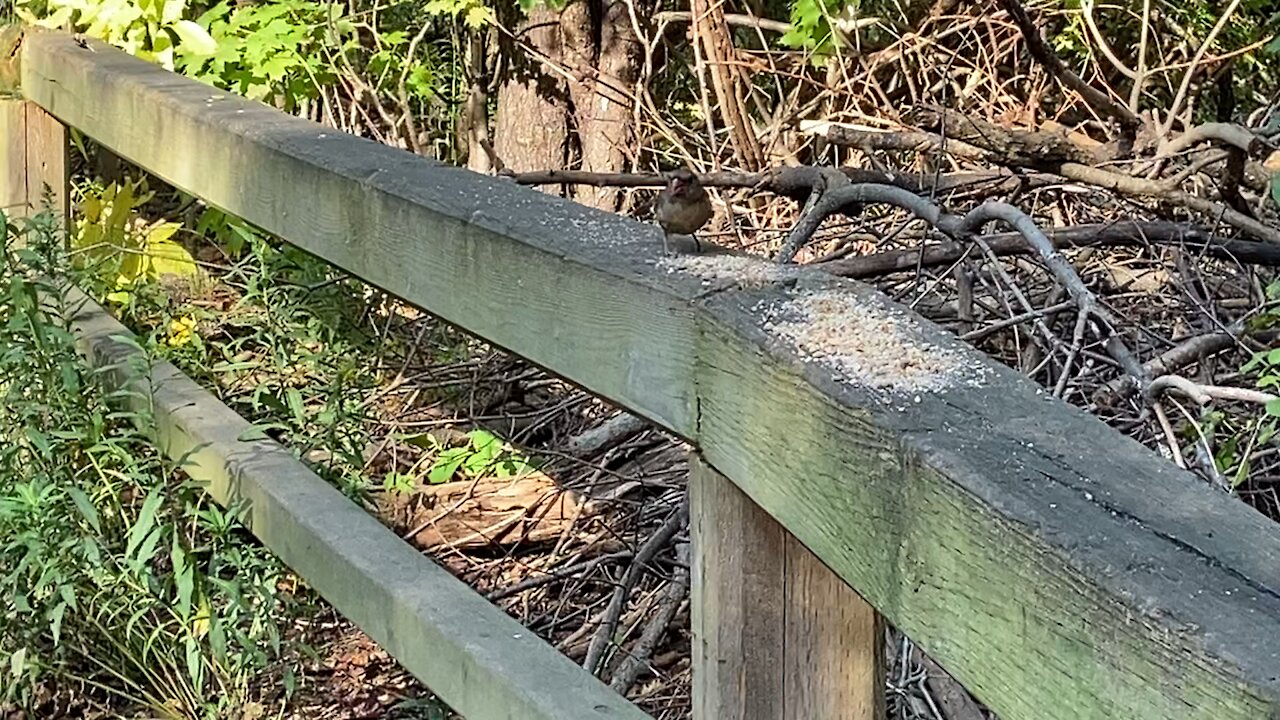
[23,101,66,224]
[691,457,885,720]
[691,455,786,720]
[64,286,651,720]
[20,31,1280,720]
[0,98,26,214]
[694,276,1280,720]
[783,533,885,720]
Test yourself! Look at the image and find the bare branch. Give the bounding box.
[995,0,1141,133]
[908,106,1109,166]
[1156,122,1275,160]
[608,541,690,695]
[583,497,688,675]
[959,201,1148,387]
[1146,375,1279,406]
[816,221,1280,279]
[653,10,791,34]
[499,166,1046,211]
[800,121,997,163]
[1057,162,1280,245]
[774,182,960,263]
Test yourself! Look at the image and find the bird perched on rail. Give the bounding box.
[654,168,712,255]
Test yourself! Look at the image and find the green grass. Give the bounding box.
[0,208,317,718]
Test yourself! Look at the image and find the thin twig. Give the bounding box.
[1145,375,1279,406]
[487,550,634,601]
[817,220,1280,279]
[1160,0,1242,138]
[959,300,1076,342]
[582,497,688,675]
[1153,402,1187,469]
[996,0,1141,132]
[775,182,959,263]
[608,541,690,694]
[958,202,1148,388]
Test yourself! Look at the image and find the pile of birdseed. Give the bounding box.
[656,254,802,288]
[760,289,988,393]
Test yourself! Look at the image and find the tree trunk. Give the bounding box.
[563,0,643,210]
[460,29,494,173]
[490,2,645,207]
[493,7,571,182]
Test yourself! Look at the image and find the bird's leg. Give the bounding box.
[691,233,702,253]
[662,231,672,257]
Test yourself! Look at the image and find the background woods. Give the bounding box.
[3,0,1280,718]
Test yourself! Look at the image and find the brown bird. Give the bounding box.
[654,168,712,255]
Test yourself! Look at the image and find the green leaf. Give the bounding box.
[67,487,101,533]
[464,429,503,473]
[58,584,77,611]
[402,432,440,450]
[8,648,26,680]
[47,603,66,645]
[237,422,286,442]
[495,457,536,478]
[258,55,295,82]
[186,636,204,695]
[125,489,164,561]
[1266,399,1280,418]
[172,534,193,620]
[463,4,492,27]
[148,237,199,278]
[286,387,305,423]
[428,447,469,484]
[162,0,187,24]
[173,18,218,55]
[24,427,52,456]
[208,612,227,664]
[133,525,164,570]
[283,665,297,697]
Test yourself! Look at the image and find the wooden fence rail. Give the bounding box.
[6,26,1280,720]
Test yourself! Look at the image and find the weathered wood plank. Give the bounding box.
[691,454,786,719]
[21,31,1280,720]
[0,97,26,213]
[694,277,1280,720]
[63,286,651,720]
[782,531,885,720]
[690,456,884,720]
[23,101,67,223]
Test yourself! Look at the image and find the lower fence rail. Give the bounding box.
[6,27,1280,720]
[63,285,652,720]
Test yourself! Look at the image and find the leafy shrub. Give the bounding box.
[178,0,355,108]
[0,210,308,717]
[70,177,200,309]
[16,0,216,69]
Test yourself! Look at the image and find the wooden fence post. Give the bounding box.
[0,91,69,225]
[0,97,27,213]
[690,455,885,720]
[22,102,69,226]
[0,29,72,261]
